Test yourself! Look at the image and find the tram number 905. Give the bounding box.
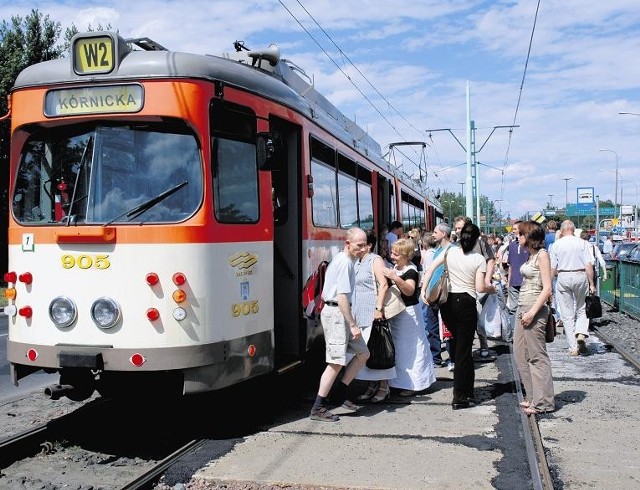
[61,254,111,270]
[232,300,259,317]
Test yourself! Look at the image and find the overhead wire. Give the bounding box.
[278,0,430,178]
[498,0,541,206]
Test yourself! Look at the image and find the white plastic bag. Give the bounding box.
[479,293,502,339]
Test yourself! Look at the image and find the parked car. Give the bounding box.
[610,242,637,261]
[624,244,640,263]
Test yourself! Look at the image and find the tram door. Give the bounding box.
[269,116,303,368]
[377,175,393,230]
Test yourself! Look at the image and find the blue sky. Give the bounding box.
[5,0,640,221]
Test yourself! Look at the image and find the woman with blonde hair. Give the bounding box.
[381,238,436,397]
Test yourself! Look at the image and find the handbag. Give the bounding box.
[366,318,396,369]
[372,260,406,319]
[585,294,602,319]
[426,247,451,305]
[545,304,556,343]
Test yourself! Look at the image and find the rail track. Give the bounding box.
[0,396,205,489]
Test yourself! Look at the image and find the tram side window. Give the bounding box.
[358,181,373,230]
[338,172,357,229]
[311,159,337,227]
[211,101,259,223]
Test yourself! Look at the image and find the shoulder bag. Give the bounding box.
[366,318,396,369]
[426,247,452,305]
[545,301,557,343]
[372,259,406,319]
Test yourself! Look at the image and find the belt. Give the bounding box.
[557,269,585,273]
[324,301,350,307]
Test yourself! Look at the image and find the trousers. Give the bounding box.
[556,271,589,351]
[440,292,477,403]
[514,300,555,412]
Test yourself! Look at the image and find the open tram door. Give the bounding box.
[259,116,304,370]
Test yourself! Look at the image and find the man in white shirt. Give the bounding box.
[602,235,614,255]
[311,227,369,422]
[550,220,596,356]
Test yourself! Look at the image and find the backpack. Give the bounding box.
[302,261,329,320]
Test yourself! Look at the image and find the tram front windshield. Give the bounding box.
[12,121,203,225]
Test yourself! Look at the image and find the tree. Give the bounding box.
[0,10,64,278]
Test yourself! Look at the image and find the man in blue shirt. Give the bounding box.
[421,223,452,367]
[506,221,529,342]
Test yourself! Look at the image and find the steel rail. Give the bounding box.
[120,439,206,490]
[507,342,554,489]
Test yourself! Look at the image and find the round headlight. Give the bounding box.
[91,297,121,329]
[49,296,77,328]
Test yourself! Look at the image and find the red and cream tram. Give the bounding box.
[3,32,441,400]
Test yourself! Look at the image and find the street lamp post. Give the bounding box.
[492,199,503,234]
[442,200,453,223]
[562,177,572,208]
[598,148,619,218]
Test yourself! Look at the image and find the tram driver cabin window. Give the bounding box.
[210,100,259,223]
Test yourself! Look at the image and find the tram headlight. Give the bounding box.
[91,297,121,329]
[49,296,77,328]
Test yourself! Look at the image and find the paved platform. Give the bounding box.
[186,326,640,489]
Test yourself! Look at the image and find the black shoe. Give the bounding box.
[451,398,477,410]
[473,349,496,362]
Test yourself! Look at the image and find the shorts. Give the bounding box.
[320,305,368,366]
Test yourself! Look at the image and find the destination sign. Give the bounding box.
[74,35,114,74]
[44,85,144,117]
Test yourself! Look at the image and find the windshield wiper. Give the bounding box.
[66,135,93,226]
[103,181,188,226]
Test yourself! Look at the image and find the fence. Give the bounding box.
[601,260,640,319]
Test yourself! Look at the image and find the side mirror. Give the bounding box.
[257,132,284,171]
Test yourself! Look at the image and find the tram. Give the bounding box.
[3,31,441,400]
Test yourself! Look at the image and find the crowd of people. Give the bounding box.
[310,217,600,422]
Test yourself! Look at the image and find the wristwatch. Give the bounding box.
[375,306,383,311]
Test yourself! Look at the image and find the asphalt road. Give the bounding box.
[0,314,59,403]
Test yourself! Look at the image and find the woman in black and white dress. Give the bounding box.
[382,238,436,397]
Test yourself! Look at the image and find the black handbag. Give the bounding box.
[545,305,556,343]
[585,294,602,319]
[366,318,395,369]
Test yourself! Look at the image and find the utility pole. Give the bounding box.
[426,82,518,226]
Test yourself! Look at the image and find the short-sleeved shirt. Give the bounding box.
[544,231,556,251]
[392,264,420,306]
[507,240,529,287]
[550,235,594,270]
[386,231,399,247]
[426,244,453,297]
[446,246,487,299]
[321,251,355,303]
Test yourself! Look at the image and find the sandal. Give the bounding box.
[370,386,390,403]
[357,383,379,402]
[523,406,554,416]
[340,400,360,412]
[310,407,339,422]
[398,389,416,397]
[519,401,531,408]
